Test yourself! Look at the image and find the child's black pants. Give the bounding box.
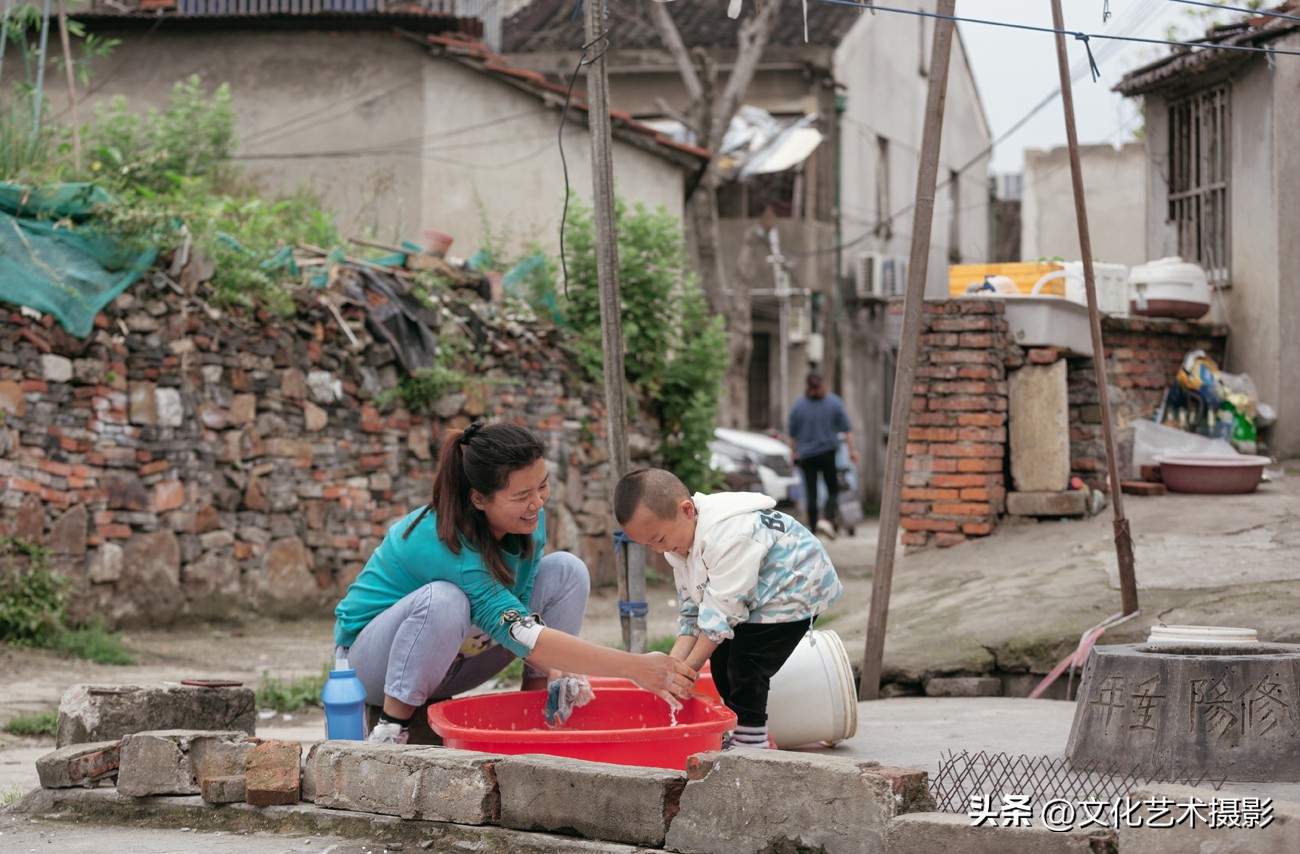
[709,618,811,728]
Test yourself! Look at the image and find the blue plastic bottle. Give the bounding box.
[322,659,367,740]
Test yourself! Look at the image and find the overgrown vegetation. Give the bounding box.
[558,197,728,491]
[4,708,58,737]
[0,537,134,664]
[255,668,329,714]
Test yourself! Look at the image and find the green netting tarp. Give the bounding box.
[0,182,157,338]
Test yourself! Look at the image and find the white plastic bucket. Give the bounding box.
[766,629,859,748]
[1147,625,1258,645]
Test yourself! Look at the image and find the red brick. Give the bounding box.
[956,458,1004,473]
[905,442,929,456]
[905,457,958,473]
[908,427,958,442]
[139,460,170,476]
[900,517,960,533]
[245,739,300,807]
[11,477,40,493]
[956,300,1000,315]
[957,427,1006,443]
[901,487,960,501]
[961,521,995,536]
[1121,481,1166,496]
[931,316,997,332]
[956,365,1000,380]
[958,333,994,349]
[932,502,991,517]
[1026,348,1061,364]
[930,396,1006,412]
[931,380,1000,396]
[935,532,967,548]
[957,413,1005,427]
[900,502,930,515]
[1139,464,1162,483]
[20,379,48,393]
[900,531,930,547]
[931,443,1002,459]
[152,480,185,512]
[932,474,998,488]
[99,524,133,539]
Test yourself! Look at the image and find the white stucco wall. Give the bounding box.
[1132,33,1300,458]
[421,60,686,260]
[834,4,992,298]
[1021,142,1147,266]
[16,29,687,260]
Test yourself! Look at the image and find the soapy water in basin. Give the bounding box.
[428,687,736,770]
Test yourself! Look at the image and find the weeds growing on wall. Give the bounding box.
[558,196,727,491]
[0,538,134,664]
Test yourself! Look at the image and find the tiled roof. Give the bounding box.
[503,0,865,53]
[1115,1,1300,95]
[427,34,711,174]
[71,0,479,36]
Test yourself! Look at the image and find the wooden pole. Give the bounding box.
[859,0,957,701]
[584,0,647,653]
[55,0,80,172]
[1049,0,1138,615]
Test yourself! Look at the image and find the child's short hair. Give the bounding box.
[614,468,689,525]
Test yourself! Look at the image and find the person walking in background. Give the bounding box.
[333,421,696,744]
[787,372,860,539]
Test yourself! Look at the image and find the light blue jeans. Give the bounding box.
[340,551,590,708]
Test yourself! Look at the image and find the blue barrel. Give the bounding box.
[322,663,367,740]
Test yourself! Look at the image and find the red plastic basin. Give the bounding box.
[428,687,735,770]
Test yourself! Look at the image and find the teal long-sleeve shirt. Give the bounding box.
[333,506,546,658]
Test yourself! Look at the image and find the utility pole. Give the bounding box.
[1049,0,1138,615]
[859,0,958,701]
[770,227,791,424]
[584,0,647,653]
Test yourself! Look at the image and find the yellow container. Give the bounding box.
[948,262,1065,297]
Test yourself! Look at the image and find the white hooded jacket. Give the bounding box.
[664,492,842,643]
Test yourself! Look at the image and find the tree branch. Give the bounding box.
[645,0,703,103]
[711,0,785,152]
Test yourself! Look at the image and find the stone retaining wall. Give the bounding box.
[0,279,655,627]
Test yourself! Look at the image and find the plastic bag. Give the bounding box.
[1130,419,1237,479]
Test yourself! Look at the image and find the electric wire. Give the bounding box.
[1168,0,1300,24]
[556,30,611,298]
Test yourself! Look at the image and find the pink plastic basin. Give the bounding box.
[1156,454,1269,494]
[428,687,736,770]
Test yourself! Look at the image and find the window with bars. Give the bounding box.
[1167,85,1231,286]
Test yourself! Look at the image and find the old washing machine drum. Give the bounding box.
[1128,256,1210,319]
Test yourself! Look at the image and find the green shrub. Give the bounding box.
[255,668,329,714]
[558,197,727,491]
[45,622,135,665]
[0,539,65,646]
[4,708,58,737]
[1,783,25,807]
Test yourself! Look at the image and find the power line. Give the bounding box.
[815,0,1300,57]
[1168,0,1300,24]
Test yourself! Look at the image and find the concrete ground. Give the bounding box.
[3,459,1298,848]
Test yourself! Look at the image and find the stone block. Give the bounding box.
[35,740,121,788]
[1067,643,1300,780]
[57,684,256,747]
[200,774,246,804]
[497,754,684,847]
[1008,361,1070,492]
[1118,785,1300,853]
[666,750,932,854]
[245,739,301,807]
[304,742,500,824]
[116,730,247,796]
[887,812,1099,853]
[1005,491,1087,518]
[924,677,1002,698]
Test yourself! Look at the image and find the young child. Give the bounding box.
[614,468,842,749]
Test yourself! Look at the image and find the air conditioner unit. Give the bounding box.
[855,251,910,299]
[788,304,811,343]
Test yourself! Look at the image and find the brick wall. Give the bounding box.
[1067,315,1228,488]
[0,280,651,628]
[899,301,1022,550]
[902,304,1227,548]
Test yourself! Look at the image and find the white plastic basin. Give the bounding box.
[959,294,1093,356]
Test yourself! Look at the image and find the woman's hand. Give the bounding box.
[629,651,697,710]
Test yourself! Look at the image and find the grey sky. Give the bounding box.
[953,0,1231,173]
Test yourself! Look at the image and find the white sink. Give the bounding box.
[959,294,1094,357]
